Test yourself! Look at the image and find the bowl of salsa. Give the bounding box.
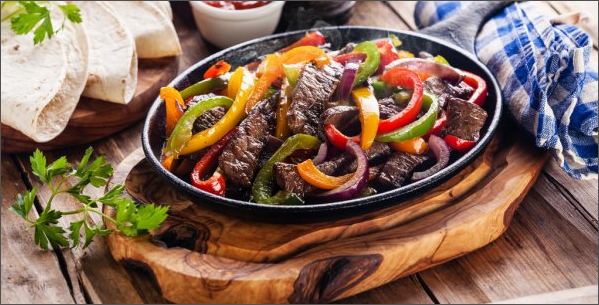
[190,1,285,48]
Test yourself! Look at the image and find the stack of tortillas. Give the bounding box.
[1,1,181,143]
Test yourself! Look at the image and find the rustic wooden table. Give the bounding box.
[1,1,597,304]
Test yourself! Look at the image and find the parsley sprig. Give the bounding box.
[1,1,82,45]
[10,148,169,250]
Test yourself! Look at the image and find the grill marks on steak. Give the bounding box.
[287,62,344,136]
[443,97,488,141]
[378,97,405,120]
[378,152,429,188]
[318,105,359,141]
[274,163,317,197]
[218,95,277,187]
[189,94,227,133]
[423,76,474,107]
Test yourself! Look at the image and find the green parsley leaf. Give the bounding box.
[30,148,47,183]
[6,1,82,45]
[10,187,37,220]
[57,4,81,24]
[98,184,126,207]
[116,199,168,237]
[34,209,68,250]
[46,156,69,181]
[13,147,168,250]
[83,222,111,248]
[68,219,84,248]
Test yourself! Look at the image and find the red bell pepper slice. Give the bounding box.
[423,110,447,140]
[444,134,476,152]
[377,67,424,134]
[324,124,360,151]
[462,71,487,106]
[374,39,399,74]
[204,60,231,79]
[279,31,326,53]
[190,128,237,196]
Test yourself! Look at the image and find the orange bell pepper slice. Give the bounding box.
[160,87,185,136]
[275,80,293,140]
[280,46,330,68]
[297,159,352,190]
[390,137,428,155]
[245,54,283,113]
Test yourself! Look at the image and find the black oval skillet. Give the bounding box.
[142,24,503,223]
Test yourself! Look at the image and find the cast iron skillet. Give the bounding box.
[143,4,504,222]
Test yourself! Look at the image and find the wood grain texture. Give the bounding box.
[0,156,80,304]
[1,57,179,153]
[101,132,547,303]
[493,285,599,304]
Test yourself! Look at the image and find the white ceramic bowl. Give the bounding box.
[190,1,285,49]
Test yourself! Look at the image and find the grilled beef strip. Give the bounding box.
[378,97,405,120]
[377,152,429,188]
[318,105,360,141]
[274,163,318,197]
[443,97,488,141]
[423,76,474,107]
[218,95,277,187]
[287,62,344,136]
[188,94,227,133]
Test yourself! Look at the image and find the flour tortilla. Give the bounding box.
[106,1,181,58]
[1,10,89,142]
[148,1,173,20]
[79,1,137,104]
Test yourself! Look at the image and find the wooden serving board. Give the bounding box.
[1,57,179,153]
[103,131,548,303]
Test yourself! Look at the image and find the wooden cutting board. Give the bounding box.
[1,57,179,153]
[103,130,549,303]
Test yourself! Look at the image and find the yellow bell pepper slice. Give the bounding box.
[352,87,380,150]
[179,67,254,155]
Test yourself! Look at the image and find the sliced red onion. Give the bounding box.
[332,61,361,105]
[412,135,451,181]
[314,141,369,202]
[332,52,367,66]
[385,58,464,84]
[312,142,329,165]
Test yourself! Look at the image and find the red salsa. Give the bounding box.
[204,1,271,10]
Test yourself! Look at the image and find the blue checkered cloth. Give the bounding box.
[415,1,598,179]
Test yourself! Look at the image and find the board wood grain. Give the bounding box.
[100,130,548,303]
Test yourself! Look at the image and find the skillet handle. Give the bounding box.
[418,1,512,54]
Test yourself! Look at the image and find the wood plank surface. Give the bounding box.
[0,156,80,304]
[493,285,599,304]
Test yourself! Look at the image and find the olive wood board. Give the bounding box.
[103,131,548,303]
[1,57,179,153]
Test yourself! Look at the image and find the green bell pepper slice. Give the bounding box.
[180,75,229,100]
[252,134,321,205]
[353,41,380,86]
[376,93,440,142]
[163,96,233,158]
